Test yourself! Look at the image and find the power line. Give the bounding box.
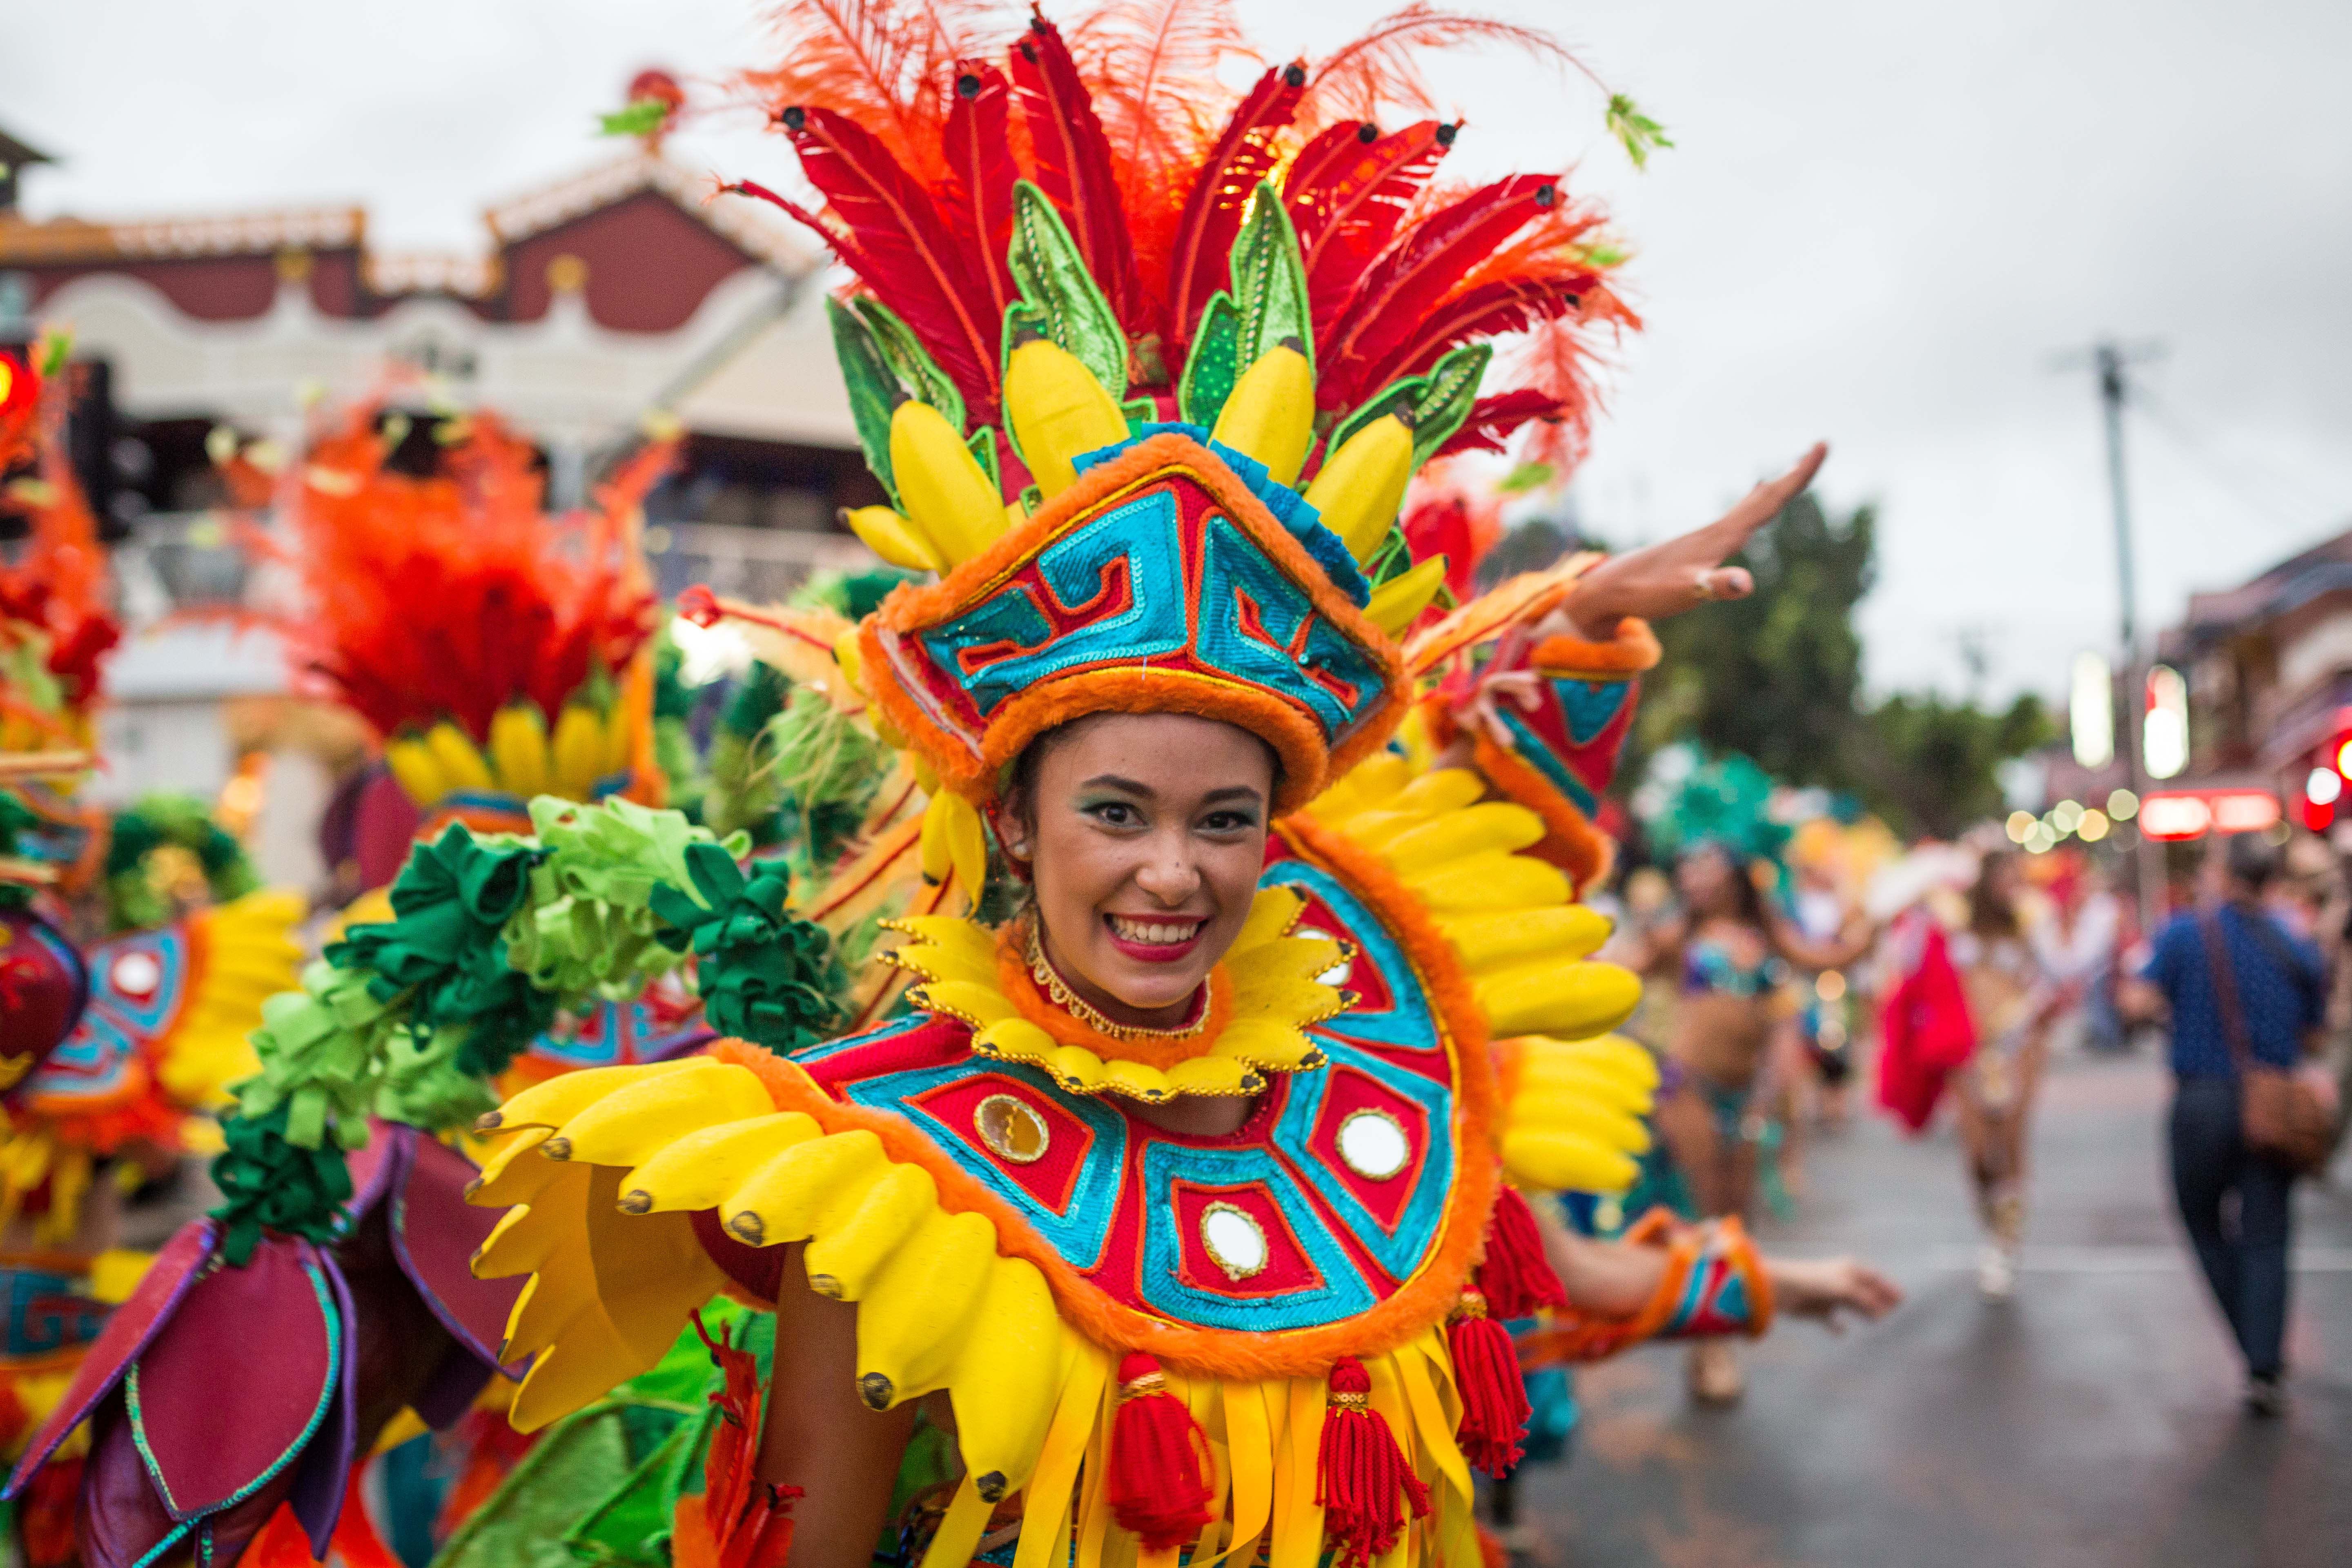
[2129,387,2341,539]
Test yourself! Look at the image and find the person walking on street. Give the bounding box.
[2128,834,2330,1417]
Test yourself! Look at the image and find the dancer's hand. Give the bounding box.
[1767,1254,1903,1330]
[1568,442,1829,638]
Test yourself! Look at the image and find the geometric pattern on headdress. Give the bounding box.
[863,432,1408,813]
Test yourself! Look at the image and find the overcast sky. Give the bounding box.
[8,0,2350,701]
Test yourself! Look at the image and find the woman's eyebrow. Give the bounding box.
[1202,786,1265,805]
[1078,774,1152,797]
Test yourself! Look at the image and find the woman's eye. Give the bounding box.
[1083,801,1140,827]
[1200,810,1259,834]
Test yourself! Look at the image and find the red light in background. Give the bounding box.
[2304,796,2336,833]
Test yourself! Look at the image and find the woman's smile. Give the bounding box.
[1103,911,1210,962]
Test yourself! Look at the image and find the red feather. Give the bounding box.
[781,106,1003,418]
[1432,389,1568,459]
[1011,13,1149,343]
[1284,118,1451,347]
[1319,174,1559,407]
[941,60,1019,321]
[1164,62,1306,349]
[1350,270,1597,401]
[1304,4,1596,126]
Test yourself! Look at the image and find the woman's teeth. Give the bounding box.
[1107,914,1202,945]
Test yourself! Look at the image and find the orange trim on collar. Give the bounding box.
[992,920,1235,1071]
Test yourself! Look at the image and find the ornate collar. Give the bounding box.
[883,887,1344,1102]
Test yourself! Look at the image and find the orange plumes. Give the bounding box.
[0,383,120,743]
[741,0,1005,187]
[275,406,666,744]
[1297,3,1598,128]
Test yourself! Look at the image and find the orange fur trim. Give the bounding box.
[991,921,1234,1071]
[1468,733,1612,895]
[1401,555,1601,677]
[710,980,1491,1379]
[861,433,1410,816]
[1527,617,1659,679]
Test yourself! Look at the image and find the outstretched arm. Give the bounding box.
[1568,444,1829,639]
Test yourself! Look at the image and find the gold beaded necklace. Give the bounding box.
[1024,923,1213,1044]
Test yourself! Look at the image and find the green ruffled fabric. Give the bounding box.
[651,842,839,1052]
[211,797,842,1263]
[212,1103,357,1266]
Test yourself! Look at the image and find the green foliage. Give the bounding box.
[1854,693,2055,839]
[1606,95,1675,170]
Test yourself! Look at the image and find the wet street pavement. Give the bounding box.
[1519,1053,2352,1568]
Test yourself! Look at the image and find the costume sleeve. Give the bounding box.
[1512,1208,1774,1365]
[468,1043,1067,1503]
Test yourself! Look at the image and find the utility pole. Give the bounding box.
[2077,340,2165,934]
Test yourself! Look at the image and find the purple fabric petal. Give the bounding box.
[343,1119,413,1227]
[284,1242,359,1557]
[392,1129,526,1379]
[125,1234,340,1522]
[3,1220,214,1500]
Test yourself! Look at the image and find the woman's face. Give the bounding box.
[1002,713,1275,1024]
[1676,846,1738,916]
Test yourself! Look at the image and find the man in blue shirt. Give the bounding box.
[2131,833,2326,1416]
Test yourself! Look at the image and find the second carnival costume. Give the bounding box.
[5,9,1779,1567]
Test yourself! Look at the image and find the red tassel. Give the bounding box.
[692,1310,801,1568]
[1316,1356,1431,1568]
[1109,1352,1216,1551]
[1477,1186,1570,1319]
[1447,1290,1531,1478]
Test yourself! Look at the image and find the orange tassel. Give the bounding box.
[1446,1289,1530,1478]
[692,1310,800,1568]
[1108,1352,1216,1551]
[1315,1356,1430,1568]
[1476,1186,1568,1319]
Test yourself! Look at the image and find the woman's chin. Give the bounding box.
[1089,960,1210,1019]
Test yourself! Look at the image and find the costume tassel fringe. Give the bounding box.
[1316,1356,1430,1568]
[683,1310,800,1568]
[1445,1290,1530,1478]
[1475,1187,1569,1319]
[1109,1352,1216,1551]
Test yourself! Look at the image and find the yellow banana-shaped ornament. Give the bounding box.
[1502,1127,1639,1193]
[486,700,550,798]
[597,699,634,781]
[890,399,1005,568]
[620,1113,822,1214]
[720,1131,890,1248]
[844,505,945,574]
[1304,412,1416,564]
[944,1260,1065,1500]
[549,702,605,800]
[1477,958,1644,1039]
[1004,336,1130,499]
[1439,905,1614,969]
[1365,555,1449,636]
[1209,339,1316,488]
[382,733,449,807]
[423,720,495,795]
[802,1162,937,1300]
[852,1208,998,1408]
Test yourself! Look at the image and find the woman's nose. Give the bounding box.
[1132,835,1201,904]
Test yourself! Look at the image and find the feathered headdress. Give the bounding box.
[254,404,671,825]
[721,0,1640,817]
[1,352,120,768]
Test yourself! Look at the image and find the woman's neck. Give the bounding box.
[1038,924,1199,1030]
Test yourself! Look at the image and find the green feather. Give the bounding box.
[826,298,905,507]
[1227,184,1313,373]
[1178,292,1243,428]
[1005,183,1127,397]
[854,297,964,432]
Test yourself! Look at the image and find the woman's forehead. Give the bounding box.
[1040,714,1275,791]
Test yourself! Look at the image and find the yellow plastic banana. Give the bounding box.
[481,1063,674,1135]
[1404,853,1572,913]
[423,720,495,794]
[1510,1091,1650,1154]
[852,1207,998,1408]
[382,734,448,807]
[719,1131,889,1247]
[803,1162,938,1300]
[1439,906,1613,969]
[620,1112,821,1214]
[547,1062,776,1167]
[1303,413,1415,564]
[1004,336,1131,499]
[1209,341,1316,488]
[1501,1127,1638,1193]
[844,505,944,573]
[549,702,605,800]
[487,701,551,798]
[1378,802,1546,877]
[1365,555,1450,636]
[1475,958,1643,1039]
[891,400,1005,568]
[945,1260,1065,1500]
[919,791,955,884]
